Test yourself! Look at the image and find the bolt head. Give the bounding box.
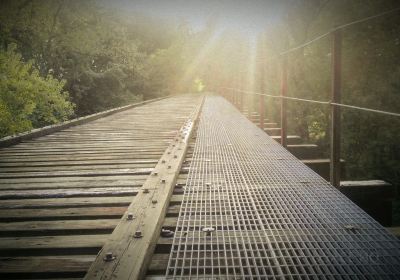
[134,230,142,238]
[161,228,175,238]
[152,199,158,204]
[127,213,134,220]
[143,188,149,193]
[104,252,116,261]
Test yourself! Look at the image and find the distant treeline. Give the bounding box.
[0,0,214,138]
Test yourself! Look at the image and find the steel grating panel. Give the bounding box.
[166,95,400,279]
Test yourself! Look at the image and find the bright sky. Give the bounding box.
[102,0,286,36]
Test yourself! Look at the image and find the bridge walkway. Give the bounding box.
[0,94,399,279]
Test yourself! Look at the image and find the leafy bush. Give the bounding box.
[0,44,74,137]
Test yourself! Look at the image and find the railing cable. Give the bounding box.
[280,6,400,56]
[223,87,400,118]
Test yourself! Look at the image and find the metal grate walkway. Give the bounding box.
[166,95,400,279]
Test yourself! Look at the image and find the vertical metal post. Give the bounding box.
[280,55,288,147]
[259,58,265,129]
[238,74,243,112]
[330,29,342,188]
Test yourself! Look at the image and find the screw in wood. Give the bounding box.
[103,252,116,261]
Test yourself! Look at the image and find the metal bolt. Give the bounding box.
[161,179,166,183]
[143,188,149,193]
[127,213,134,220]
[202,227,215,236]
[153,172,158,176]
[104,252,116,261]
[134,230,143,238]
[161,228,174,238]
[161,160,166,164]
[152,199,158,204]
[344,225,359,232]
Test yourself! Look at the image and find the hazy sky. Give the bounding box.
[102,0,286,36]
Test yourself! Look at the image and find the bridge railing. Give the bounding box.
[220,6,400,188]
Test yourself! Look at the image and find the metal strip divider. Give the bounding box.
[84,95,204,280]
[166,95,400,279]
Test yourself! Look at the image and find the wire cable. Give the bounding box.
[280,6,400,56]
[223,87,400,117]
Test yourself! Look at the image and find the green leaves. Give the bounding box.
[0,44,74,138]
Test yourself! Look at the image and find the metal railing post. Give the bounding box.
[330,29,342,188]
[280,55,288,147]
[259,58,265,129]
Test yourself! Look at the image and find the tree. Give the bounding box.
[0,44,74,137]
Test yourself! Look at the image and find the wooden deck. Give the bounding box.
[0,94,203,279]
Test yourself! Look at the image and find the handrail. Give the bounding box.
[220,7,400,187]
[280,6,400,56]
[223,87,400,118]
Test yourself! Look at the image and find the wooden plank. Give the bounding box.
[0,180,144,191]
[0,219,119,236]
[147,253,169,274]
[0,175,149,185]
[0,153,164,162]
[0,234,107,253]
[0,196,135,209]
[0,163,156,173]
[0,187,138,199]
[84,97,203,280]
[0,256,93,277]
[0,168,153,179]
[0,207,127,222]
[0,159,158,167]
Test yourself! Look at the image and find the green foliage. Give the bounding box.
[0,0,201,131]
[0,44,74,137]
